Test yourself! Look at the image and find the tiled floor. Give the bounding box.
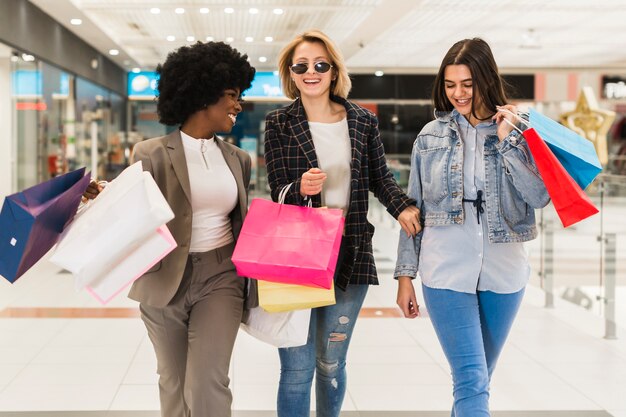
[0,201,625,417]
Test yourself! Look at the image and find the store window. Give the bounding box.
[9,49,127,189]
[75,77,127,181]
[11,52,43,190]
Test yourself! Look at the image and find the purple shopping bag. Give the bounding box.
[0,168,91,283]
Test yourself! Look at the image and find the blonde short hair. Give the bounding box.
[277,29,352,99]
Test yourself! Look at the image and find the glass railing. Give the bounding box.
[533,173,626,339]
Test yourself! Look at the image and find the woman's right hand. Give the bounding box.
[82,180,104,201]
[397,276,419,318]
[300,168,327,197]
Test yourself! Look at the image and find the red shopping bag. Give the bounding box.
[232,198,344,289]
[523,128,598,227]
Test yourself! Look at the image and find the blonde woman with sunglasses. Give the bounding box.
[263,29,421,417]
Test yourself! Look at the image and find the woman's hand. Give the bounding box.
[82,180,104,201]
[494,104,519,142]
[397,206,421,237]
[397,276,419,318]
[300,168,327,197]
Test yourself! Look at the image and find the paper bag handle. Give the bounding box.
[278,183,312,207]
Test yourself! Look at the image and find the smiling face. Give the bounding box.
[444,64,488,123]
[205,88,242,134]
[290,41,335,100]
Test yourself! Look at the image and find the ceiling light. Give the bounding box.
[70,18,82,25]
[225,37,234,43]
[199,8,209,14]
[224,7,234,14]
[187,36,195,42]
[206,36,214,42]
[273,8,284,15]
[520,28,541,49]
[245,36,253,42]
[259,56,267,63]
[150,8,160,14]
[374,70,384,77]
[132,67,141,73]
[166,35,175,42]
[175,8,185,14]
[22,54,35,62]
[108,49,119,56]
[249,8,259,14]
[264,36,273,42]
[10,55,18,62]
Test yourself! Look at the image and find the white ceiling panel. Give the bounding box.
[27,0,626,72]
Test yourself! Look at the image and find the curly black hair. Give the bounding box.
[156,41,256,126]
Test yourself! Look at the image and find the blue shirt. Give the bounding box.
[417,113,530,294]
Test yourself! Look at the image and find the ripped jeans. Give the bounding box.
[277,284,368,417]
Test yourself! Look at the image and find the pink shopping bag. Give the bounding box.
[232,198,344,289]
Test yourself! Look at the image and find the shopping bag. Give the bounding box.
[85,224,176,304]
[0,168,91,283]
[232,190,344,289]
[523,127,599,227]
[241,307,310,348]
[50,161,175,290]
[258,280,336,312]
[529,108,602,190]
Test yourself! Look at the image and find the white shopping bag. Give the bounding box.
[241,307,311,348]
[50,161,175,293]
[86,224,176,304]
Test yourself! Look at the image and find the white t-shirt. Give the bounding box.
[180,131,238,252]
[309,118,351,214]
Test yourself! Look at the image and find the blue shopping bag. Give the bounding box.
[529,108,602,190]
[0,168,91,283]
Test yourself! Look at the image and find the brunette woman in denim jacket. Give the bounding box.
[394,38,550,416]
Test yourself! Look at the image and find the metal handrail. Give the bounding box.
[596,173,626,184]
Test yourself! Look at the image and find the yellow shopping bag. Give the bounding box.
[258,280,336,312]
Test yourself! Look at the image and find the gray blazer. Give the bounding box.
[127,129,253,308]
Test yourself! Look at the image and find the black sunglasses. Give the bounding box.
[289,62,333,75]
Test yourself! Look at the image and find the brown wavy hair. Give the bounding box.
[432,38,509,121]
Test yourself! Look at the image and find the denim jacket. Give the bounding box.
[394,110,550,278]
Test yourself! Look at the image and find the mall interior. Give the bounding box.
[0,0,625,416]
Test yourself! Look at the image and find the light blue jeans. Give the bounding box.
[277,284,368,417]
[422,284,525,417]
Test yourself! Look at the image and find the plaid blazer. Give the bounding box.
[264,95,416,289]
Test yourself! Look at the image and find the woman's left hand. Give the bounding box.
[494,104,518,142]
[397,206,421,237]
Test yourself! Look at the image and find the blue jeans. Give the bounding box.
[422,285,525,417]
[277,284,368,417]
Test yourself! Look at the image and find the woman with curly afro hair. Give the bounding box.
[86,41,255,417]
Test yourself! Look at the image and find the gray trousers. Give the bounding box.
[140,242,244,417]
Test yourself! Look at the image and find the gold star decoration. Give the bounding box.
[560,86,615,166]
